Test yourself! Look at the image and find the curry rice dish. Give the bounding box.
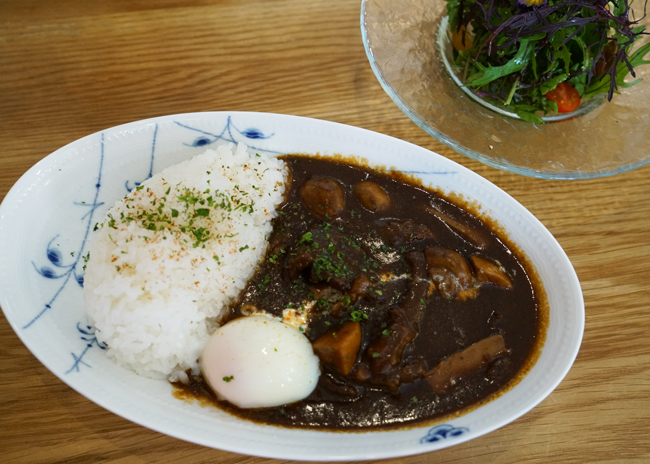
[176,154,546,430]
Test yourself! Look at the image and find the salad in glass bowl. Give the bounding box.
[445,0,650,122]
[361,0,650,178]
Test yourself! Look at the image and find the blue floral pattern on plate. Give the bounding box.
[175,116,281,153]
[125,123,158,192]
[24,134,106,330]
[420,424,469,443]
[66,323,108,374]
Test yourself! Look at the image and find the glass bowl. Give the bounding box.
[361,0,650,179]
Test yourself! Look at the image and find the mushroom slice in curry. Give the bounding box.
[424,204,489,249]
[425,334,508,393]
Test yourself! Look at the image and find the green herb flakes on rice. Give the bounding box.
[83,143,288,380]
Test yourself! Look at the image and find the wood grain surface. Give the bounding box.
[1,1,649,463]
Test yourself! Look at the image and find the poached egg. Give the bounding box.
[200,315,320,408]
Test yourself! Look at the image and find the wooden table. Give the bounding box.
[1,1,649,462]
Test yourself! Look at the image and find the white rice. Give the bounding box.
[83,143,287,380]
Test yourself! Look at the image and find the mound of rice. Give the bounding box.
[83,143,287,380]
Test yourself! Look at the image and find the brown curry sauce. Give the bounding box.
[173,155,547,430]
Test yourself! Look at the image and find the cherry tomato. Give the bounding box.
[544,82,581,113]
[451,25,472,51]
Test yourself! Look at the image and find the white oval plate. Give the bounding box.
[0,112,583,461]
